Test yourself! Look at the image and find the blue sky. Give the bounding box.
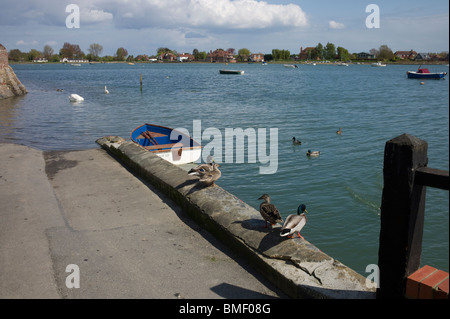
[0,0,448,56]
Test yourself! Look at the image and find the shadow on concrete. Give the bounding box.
[210,282,279,299]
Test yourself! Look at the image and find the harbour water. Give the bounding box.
[1,62,448,275]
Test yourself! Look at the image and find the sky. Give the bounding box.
[0,0,448,57]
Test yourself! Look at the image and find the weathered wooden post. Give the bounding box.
[377,134,428,298]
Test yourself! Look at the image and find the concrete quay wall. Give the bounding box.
[96,136,376,299]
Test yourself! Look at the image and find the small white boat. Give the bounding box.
[283,64,298,68]
[371,62,386,67]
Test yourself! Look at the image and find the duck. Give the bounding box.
[189,162,221,186]
[188,155,215,175]
[69,94,84,102]
[292,137,302,145]
[104,86,109,94]
[281,204,308,239]
[258,194,283,228]
[306,150,320,157]
[336,128,342,135]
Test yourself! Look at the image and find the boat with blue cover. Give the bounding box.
[131,123,202,165]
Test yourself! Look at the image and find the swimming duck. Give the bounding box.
[258,194,283,228]
[104,86,109,94]
[292,137,302,145]
[281,204,307,239]
[306,150,320,157]
[336,128,342,135]
[69,94,84,102]
[189,162,221,186]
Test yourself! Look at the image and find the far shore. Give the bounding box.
[10,60,450,66]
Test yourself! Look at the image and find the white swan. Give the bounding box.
[69,94,84,102]
[104,86,109,94]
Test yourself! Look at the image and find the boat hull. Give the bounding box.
[407,71,447,79]
[130,124,202,165]
[219,70,244,75]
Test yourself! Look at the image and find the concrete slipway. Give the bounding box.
[0,138,375,299]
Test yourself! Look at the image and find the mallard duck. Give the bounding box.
[258,194,283,228]
[292,137,302,145]
[306,150,320,157]
[189,162,221,186]
[336,128,342,135]
[281,204,307,239]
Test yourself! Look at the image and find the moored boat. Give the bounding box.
[407,68,447,79]
[371,62,386,67]
[130,123,202,165]
[219,69,244,75]
[283,64,298,68]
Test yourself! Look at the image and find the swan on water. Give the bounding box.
[69,94,84,102]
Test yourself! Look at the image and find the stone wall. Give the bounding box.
[0,44,27,100]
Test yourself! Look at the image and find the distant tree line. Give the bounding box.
[8,42,449,63]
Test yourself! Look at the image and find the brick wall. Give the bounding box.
[406,265,449,299]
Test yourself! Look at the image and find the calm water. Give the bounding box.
[2,62,448,275]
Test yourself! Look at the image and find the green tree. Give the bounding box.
[377,44,394,60]
[337,46,350,61]
[238,48,251,56]
[324,42,336,60]
[43,45,54,59]
[116,47,128,61]
[27,49,42,61]
[311,43,324,60]
[8,49,24,62]
[88,43,103,61]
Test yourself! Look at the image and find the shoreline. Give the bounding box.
[9,60,450,66]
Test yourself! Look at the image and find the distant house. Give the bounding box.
[298,47,316,60]
[356,52,375,59]
[177,53,194,62]
[394,50,417,60]
[60,57,89,63]
[158,52,177,62]
[207,49,235,63]
[415,53,431,61]
[33,57,48,63]
[250,53,264,62]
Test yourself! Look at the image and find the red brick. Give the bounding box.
[406,265,437,299]
[433,278,449,299]
[419,270,449,299]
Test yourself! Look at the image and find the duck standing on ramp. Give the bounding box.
[258,194,283,228]
[281,204,308,239]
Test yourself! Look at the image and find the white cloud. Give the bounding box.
[329,20,345,29]
[113,0,308,30]
[16,39,38,46]
[81,8,113,24]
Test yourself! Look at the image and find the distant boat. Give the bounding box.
[130,123,202,165]
[336,63,349,66]
[407,68,447,79]
[284,64,298,68]
[371,62,386,67]
[219,69,244,75]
